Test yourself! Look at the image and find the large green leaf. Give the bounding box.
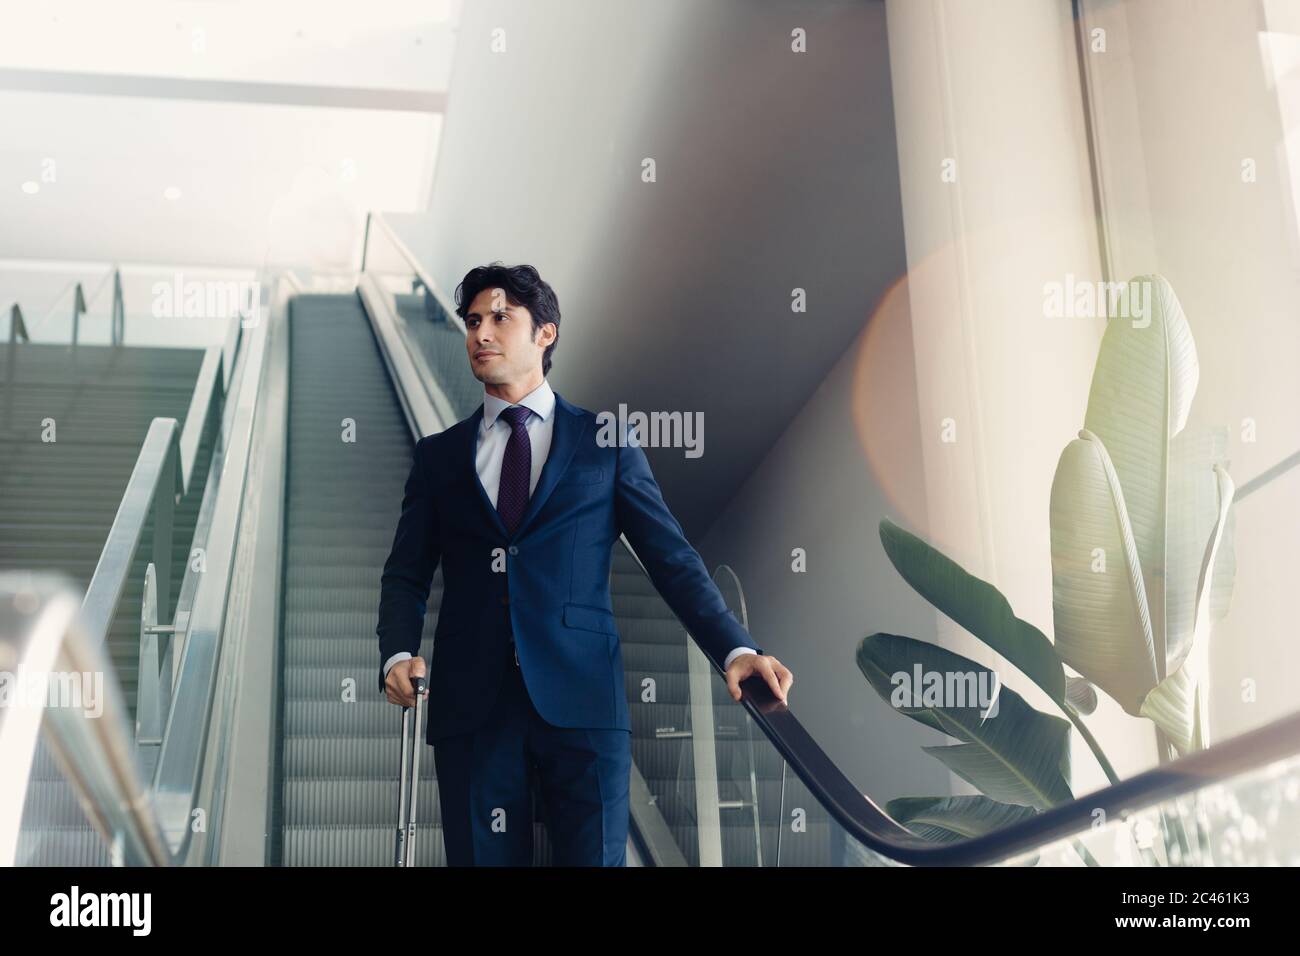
[886,795,1040,844]
[858,633,1074,809]
[922,739,1073,810]
[1141,464,1234,752]
[1049,430,1159,714]
[879,519,1066,706]
[1082,273,1199,668]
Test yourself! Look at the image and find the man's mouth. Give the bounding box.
[475,351,500,361]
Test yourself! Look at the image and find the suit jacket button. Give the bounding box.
[500,595,510,605]
[508,545,519,555]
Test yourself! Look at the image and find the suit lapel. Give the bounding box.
[460,390,588,542]
[513,391,587,539]
[462,403,509,539]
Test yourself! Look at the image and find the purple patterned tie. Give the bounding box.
[495,405,533,534]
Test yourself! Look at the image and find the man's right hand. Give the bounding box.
[384,656,428,707]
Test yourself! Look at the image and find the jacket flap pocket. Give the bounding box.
[563,602,616,634]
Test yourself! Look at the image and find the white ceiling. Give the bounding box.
[0,0,459,89]
[0,0,459,272]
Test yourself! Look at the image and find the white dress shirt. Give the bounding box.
[383,378,757,680]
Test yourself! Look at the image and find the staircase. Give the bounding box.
[3,341,218,865]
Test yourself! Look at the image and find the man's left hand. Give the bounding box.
[725,653,792,704]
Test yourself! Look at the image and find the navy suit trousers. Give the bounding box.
[433,651,633,866]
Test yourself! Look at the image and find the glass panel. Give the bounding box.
[0,266,112,343]
[1001,750,1300,867]
[1,264,247,348]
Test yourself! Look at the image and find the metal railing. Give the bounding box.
[150,280,273,856]
[3,267,123,433]
[3,265,121,348]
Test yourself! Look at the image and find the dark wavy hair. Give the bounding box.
[453,262,561,376]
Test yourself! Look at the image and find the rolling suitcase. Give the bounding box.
[393,674,427,866]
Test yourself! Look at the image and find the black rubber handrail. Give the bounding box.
[723,660,1300,866]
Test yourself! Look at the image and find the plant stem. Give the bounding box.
[1061,703,1157,863]
[1063,703,1120,785]
[1071,839,1100,866]
[1152,727,1192,863]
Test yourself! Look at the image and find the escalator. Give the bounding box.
[274,292,549,865]
[272,290,815,866]
[7,265,1300,870]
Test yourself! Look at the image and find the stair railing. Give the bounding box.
[3,267,120,431]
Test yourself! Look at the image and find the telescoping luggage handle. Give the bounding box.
[394,674,427,867]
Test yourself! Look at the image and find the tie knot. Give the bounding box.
[500,405,531,430]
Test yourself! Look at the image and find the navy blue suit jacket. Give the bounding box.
[376,389,762,743]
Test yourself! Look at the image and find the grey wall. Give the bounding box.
[698,280,950,802]
[406,0,907,538]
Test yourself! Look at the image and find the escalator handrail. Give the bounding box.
[690,624,1300,865]
[150,279,273,856]
[613,549,1300,864]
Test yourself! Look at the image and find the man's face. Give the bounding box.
[464,287,554,385]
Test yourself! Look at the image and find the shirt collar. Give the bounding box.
[482,377,555,431]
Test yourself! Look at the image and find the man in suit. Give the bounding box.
[376,262,793,866]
